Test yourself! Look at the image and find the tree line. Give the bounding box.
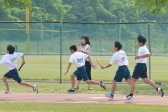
[1,0,168,22]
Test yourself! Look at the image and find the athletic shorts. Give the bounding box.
[73,66,89,81]
[132,63,148,79]
[77,61,91,80]
[114,66,130,82]
[4,69,22,83]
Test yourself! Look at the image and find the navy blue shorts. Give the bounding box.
[77,61,91,81]
[114,66,130,82]
[73,66,89,81]
[132,63,148,79]
[4,69,22,83]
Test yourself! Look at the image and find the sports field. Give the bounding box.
[0,102,168,112]
[0,55,167,112]
[0,82,167,112]
[0,55,166,81]
[0,82,168,95]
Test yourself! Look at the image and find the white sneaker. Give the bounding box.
[33,85,38,94]
[88,88,92,90]
[158,88,164,97]
[2,90,11,94]
[124,95,134,100]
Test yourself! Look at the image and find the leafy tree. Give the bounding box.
[0,0,32,8]
[62,0,114,22]
[31,0,71,21]
[133,0,168,14]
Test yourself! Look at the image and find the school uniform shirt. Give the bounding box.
[110,50,129,66]
[79,44,91,61]
[69,52,88,68]
[0,53,23,71]
[136,45,150,63]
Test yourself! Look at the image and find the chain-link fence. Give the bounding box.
[0,21,167,82]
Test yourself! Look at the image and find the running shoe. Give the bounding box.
[100,81,106,90]
[2,90,11,94]
[158,88,164,97]
[105,93,114,99]
[33,85,38,94]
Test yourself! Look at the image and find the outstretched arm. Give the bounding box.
[64,62,72,75]
[100,55,115,69]
[87,56,97,69]
[0,56,7,65]
[100,64,112,69]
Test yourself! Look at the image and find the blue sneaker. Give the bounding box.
[105,93,114,99]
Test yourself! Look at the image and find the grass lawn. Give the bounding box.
[0,55,167,81]
[0,102,167,112]
[0,82,167,95]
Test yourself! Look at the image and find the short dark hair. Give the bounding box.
[69,45,77,51]
[7,44,15,54]
[114,41,122,50]
[137,34,146,44]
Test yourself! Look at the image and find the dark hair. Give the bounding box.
[7,44,15,54]
[114,41,122,50]
[137,34,146,44]
[81,35,91,46]
[69,45,77,51]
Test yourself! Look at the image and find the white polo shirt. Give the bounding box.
[110,50,129,66]
[0,53,23,71]
[79,44,91,61]
[136,45,150,63]
[69,52,88,68]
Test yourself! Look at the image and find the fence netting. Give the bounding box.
[0,22,167,82]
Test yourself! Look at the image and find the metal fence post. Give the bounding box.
[51,23,54,53]
[60,20,63,84]
[100,38,101,55]
[115,17,117,39]
[164,41,166,56]
[41,17,44,54]
[148,21,151,80]
[0,36,2,54]
[38,32,40,54]
[135,40,136,56]
[119,19,121,40]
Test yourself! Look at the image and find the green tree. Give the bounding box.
[31,0,71,21]
[134,0,168,14]
[0,0,32,8]
[102,0,138,22]
[62,0,114,22]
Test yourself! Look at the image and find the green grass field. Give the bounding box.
[0,82,167,95]
[0,102,167,112]
[0,55,167,81]
[0,82,167,111]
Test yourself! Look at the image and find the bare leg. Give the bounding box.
[126,78,131,85]
[143,78,158,89]
[85,80,99,85]
[2,77,10,90]
[130,78,138,94]
[19,81,34,88]
[70,74,76,89]
[88,84,91,88]
[112,80,117,95]
[75,80,81,87]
